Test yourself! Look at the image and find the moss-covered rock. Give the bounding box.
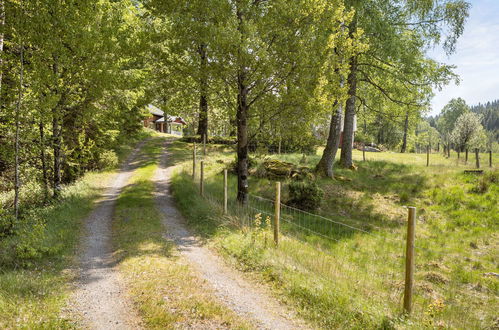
[262,159,295,179]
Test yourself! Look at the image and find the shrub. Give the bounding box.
[98,150,119,170]
[287,180,324,211]
[469,170,498,194]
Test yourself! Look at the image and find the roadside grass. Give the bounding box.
[112,136,250,329]
[170,140,498,329]
[0,131,246,329]
[0,129,153,329]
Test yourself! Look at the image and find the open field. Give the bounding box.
[170,140,499,329]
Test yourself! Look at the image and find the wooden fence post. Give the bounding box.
[203,134,207,156]
[490,150,493,168]
[223,169,228,214]
[363,143,366,161]
[426,146,429,167]
[192,143,197,179]
[475,149,480,169]
[200,161,204,196]
[404,207,416,314]
[465,149,468,164]
[274,182,281,246]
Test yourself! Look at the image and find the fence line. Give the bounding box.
[191,164,408,314]
[184,141,495,328]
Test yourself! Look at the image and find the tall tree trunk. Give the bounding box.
[53,108,62,198]
[236,3,249,205]
[196,43,209,139]
[52,59,62,198]
[340,55,357,168]
[401,111,409,153]
[236,74,249,204]
[39,120,49,201]
[340,15,358,169]
[316,101,342,177]
[0,0,5,95]
[14,32,24,221]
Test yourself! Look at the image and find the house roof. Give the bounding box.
[169,116,187,125]
[147,104,187,125]
[148,104,164,117]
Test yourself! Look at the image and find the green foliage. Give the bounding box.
[0,0,150,198]
[471,100,499,133]
[287,181,324,211]
[451,111,487,150]
[469,170,499,194]
[97,150,119,170]
[437,98,470,134]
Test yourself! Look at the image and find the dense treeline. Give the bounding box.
[0,1,149,232]
[1,0,472,228]
[426,97,499,154]
[471,100,499,134]
[145,0,470,200]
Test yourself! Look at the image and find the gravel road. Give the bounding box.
[154,140,309,330]
[70,143,144,330]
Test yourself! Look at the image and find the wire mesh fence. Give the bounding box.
[195,166,408,318]
[185,145,497,328]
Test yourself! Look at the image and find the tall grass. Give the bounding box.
[112,136,249,329]
[170,140,498,329]
[0,129,154,329]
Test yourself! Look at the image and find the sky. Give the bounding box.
[428,0,499,115]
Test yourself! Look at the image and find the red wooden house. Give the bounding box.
[143,105,187,136]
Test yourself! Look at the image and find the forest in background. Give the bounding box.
[2,0,497,261]
[1,1,498,328]
[0,1,151,231]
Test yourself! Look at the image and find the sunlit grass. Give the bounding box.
[0,129,156,328]
[0,170,117,329]
[112,136,250,329]
[170,140,498,329]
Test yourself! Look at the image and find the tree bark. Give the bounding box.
[52,59,62,198]
[39,120,49,201]
[0,0,5,95]
[401,111,409,153]
[14,33,24,221]
[316,101,342,177]
[340,54,357,168]
[236,3,249,205]
[236,75,249,204]
[196,43,209,139]
[52,109,62,198]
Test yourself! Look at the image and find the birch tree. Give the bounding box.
[337,0,470,168]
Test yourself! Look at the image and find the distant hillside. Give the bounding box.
[427,100,499,136]
[470,100,499,133]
